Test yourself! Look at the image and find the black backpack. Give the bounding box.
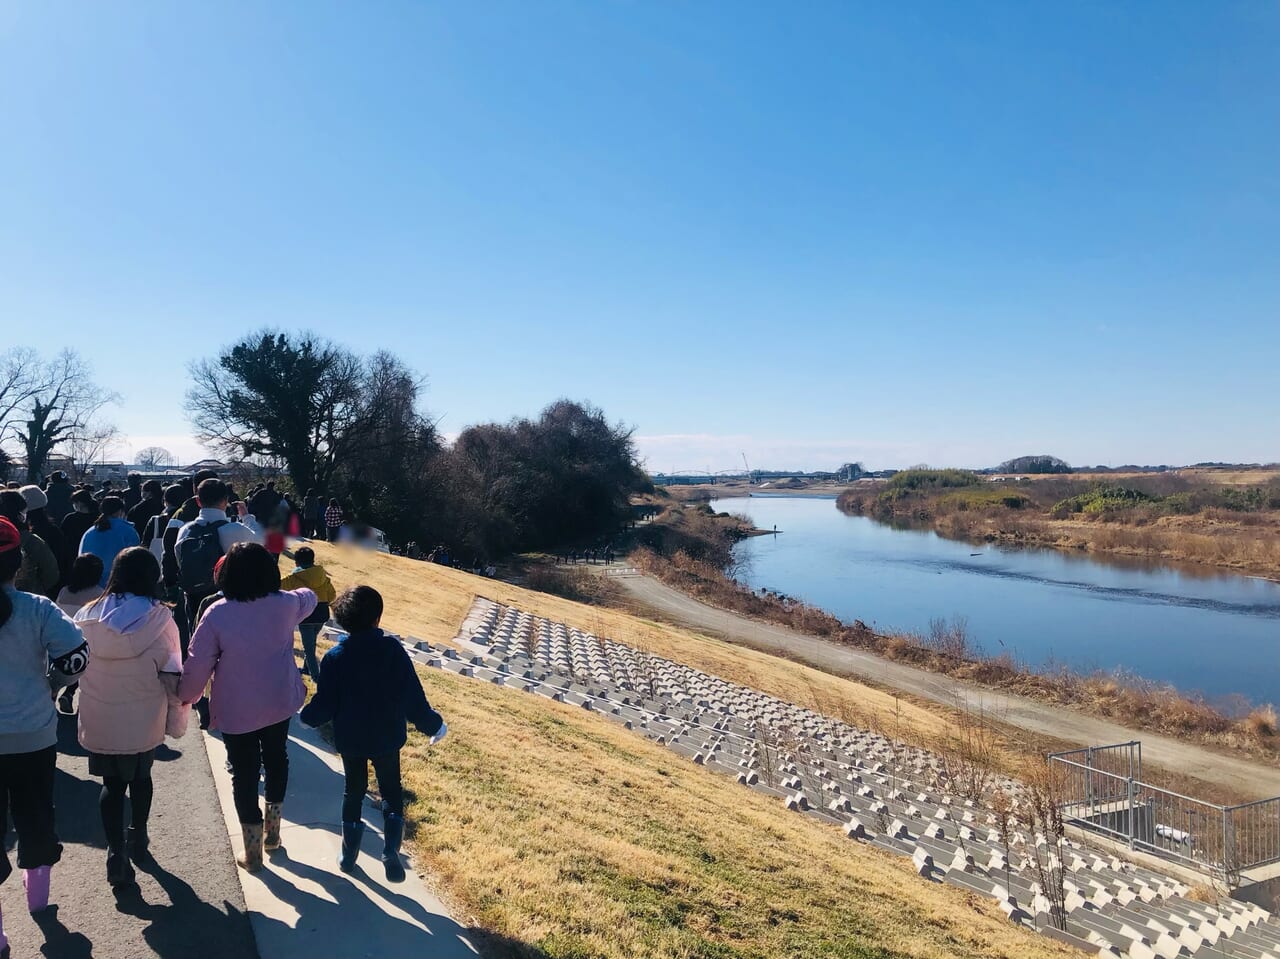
[177,520,227,594]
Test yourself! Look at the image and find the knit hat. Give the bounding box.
[0,517,20,554]
[20,485,48,511]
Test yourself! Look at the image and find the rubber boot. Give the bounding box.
[127,825,152,868]
[238,823,264,873]
[22,865,51,912]
[339,821,365,873]
[381,812,406,883]
[106,845,135,887]
[263,802,283,851]
[1,898,10,959]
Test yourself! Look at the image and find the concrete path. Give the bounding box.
[0,713,256,959]
[618,572,1280,799]
[203,717,479,959]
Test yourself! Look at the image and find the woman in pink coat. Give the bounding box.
[178,542,316,872]
[74,547,181,886]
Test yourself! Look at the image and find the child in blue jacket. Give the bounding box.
[300,585,446,881]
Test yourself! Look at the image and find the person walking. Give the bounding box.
[122,473,144,512]
[78,497,140,588]
[43,472,74,526]
[0,518,90,937]
[56,555,105,618]
[300,585,446,881]
[59,489,98,573]
[323,499,343,543]
[280,547,336,680]
[21,487,67,590]
[302,489,321,539]
[74,548,181,886]
[178,543,316,872]
[127,480,165,540]
[53,553,106,716]
[174,479,264,628]
[174,479,264,730]
[0,491,60,598]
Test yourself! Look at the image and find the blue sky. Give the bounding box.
[2,2,1276,473]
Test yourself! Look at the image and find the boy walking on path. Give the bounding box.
[300,586,446,882]
[280,547,336,680]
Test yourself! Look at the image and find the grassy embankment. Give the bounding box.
[304,542,1075,959]
[838,468,1280,580]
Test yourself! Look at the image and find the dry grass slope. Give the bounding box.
[309,543,1074,959]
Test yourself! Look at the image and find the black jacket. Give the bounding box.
[128,497,165,540]
[300,628,443,757]
[60,510,96,571]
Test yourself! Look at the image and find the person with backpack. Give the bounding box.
[0,518,90,935]
[300,586,446,881]
[78,497,139,588]
[175,479,262,728]
[74,548,182,886]
[280,547,336,680]
[174,479,264,627]
[178,543,316,873]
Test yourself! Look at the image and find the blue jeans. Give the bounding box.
[299,623,322,679]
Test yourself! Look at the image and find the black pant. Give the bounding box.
[100,775,153,848]
[223,719,290,825]
[0,746,61,884]
[340,751,402,824]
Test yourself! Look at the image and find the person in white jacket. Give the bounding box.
[75,547,181,887]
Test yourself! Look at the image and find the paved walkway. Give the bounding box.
[202,717,479,959]
[618,572,1280,799]
[0,713,256,959]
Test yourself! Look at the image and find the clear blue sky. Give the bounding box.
[2,2,1276,473]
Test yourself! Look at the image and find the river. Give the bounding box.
[714,494,1280,705]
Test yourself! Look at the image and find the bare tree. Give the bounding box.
[0,348,44,449]
[68,423,122,478]
[16,351,118,482]
[135,446,175,472]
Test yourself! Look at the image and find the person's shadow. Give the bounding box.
[109,858,255,959]
[251,721,555,959]
[31,906,94,959]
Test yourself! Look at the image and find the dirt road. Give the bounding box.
[617,573,1280,799]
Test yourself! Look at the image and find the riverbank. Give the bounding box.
[628,545,1280,770]
[838,470,1280,581]
[613,568,1280,805]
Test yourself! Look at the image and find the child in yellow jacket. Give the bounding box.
[280,547,337,679]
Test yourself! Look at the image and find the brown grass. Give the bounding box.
[303,544,1074,958]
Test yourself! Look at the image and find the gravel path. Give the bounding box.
[618,572,1280,799]
[1,712,257,959]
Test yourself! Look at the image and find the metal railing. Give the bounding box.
[1048,741,1280,881]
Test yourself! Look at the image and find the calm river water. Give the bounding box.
[715,494,1280,705]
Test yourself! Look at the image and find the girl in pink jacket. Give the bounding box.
[178,542,316,872]
[74,548,181,887]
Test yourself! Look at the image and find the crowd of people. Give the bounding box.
[0,469,447,959]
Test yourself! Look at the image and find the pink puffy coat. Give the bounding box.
[75,595,181,755]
